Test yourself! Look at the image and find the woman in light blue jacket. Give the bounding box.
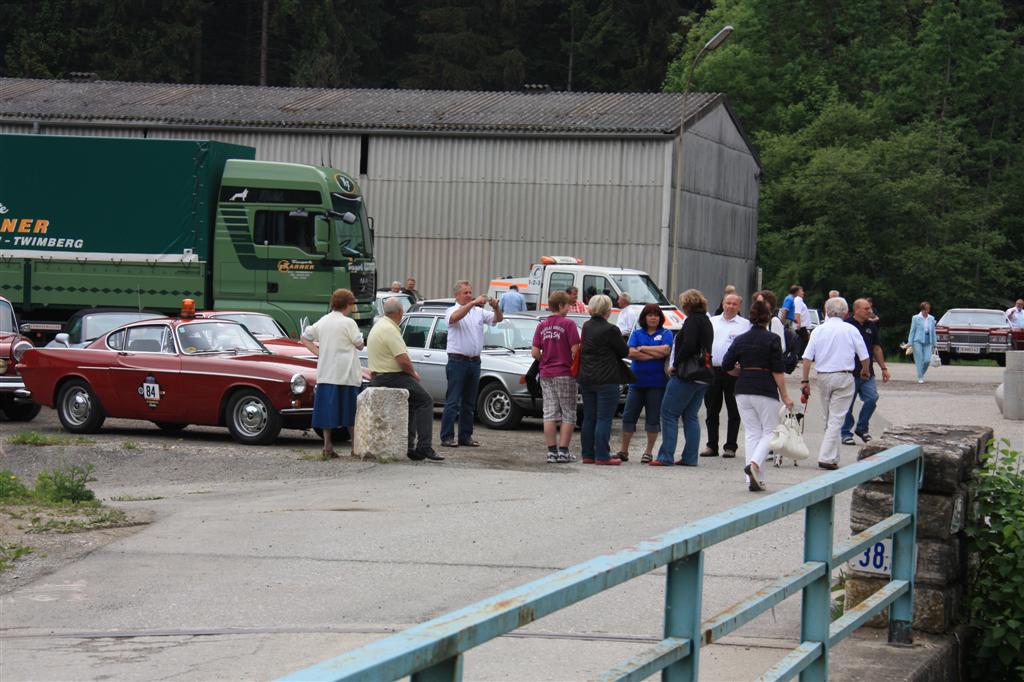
[907,301,936,383]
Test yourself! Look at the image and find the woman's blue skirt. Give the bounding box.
[312,383,358,429]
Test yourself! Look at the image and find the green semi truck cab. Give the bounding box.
[0,134,376,339]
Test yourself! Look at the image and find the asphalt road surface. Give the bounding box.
[0,361,1019,680]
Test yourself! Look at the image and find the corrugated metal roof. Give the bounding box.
[0,77,722,137]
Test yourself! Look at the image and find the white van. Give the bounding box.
[488,256,684,329]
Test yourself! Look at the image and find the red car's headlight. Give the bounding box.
[11,341,32,363]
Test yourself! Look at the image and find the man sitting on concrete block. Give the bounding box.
[366,296,442,461]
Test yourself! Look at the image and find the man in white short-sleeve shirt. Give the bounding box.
[441,280,503,447]
[801,297,870,470]
[701,293,751,458]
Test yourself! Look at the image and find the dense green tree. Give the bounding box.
[667,0,1024,347]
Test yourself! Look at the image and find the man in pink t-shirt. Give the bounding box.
[532,291,582,463]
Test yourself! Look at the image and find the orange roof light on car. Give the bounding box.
[539,256,583,265]
[180,299,196,319]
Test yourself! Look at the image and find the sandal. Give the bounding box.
[641,452,653,464]
[616,451,629,462]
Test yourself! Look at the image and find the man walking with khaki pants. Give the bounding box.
[800,297,870,470]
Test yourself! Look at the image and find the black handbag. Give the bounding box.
[681,350,711,381]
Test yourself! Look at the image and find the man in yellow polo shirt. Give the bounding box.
[367,297,441,461]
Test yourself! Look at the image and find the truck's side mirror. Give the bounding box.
[340,212,357,224]
[314,215,330,253]
[369,216,375,244]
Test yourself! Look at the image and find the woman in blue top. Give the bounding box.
[907,301,936,383]
[617,304,673,464]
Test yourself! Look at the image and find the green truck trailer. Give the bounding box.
[0,133,376,339]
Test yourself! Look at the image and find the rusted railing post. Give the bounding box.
[888,458,920,645]
[663,550,703,681]
[800,498,833,681]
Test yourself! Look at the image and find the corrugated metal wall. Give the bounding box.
[670,105,760,303]
[368,135,668,297]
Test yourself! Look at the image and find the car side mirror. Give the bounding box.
[54,332,71,348]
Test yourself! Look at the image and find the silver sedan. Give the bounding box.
[376,311,542,428]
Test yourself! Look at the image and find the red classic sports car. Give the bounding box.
[0,295,40,422]
[17,317,318,444]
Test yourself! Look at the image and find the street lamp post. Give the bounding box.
[670,25,733,296]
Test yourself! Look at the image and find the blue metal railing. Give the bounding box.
[281,444,922,682]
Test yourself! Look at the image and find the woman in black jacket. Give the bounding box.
[722,299,795,490]
[577,294,629,465]
[653,289,714,466]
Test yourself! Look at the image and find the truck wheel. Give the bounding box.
[225,390,282,445]
[153,422,188,434]
[477,382,523,429]
[1,399,41,422]
[56,379,106,433]
[938,351,951,365]
[314,427,351,443]
[996,355,1006,368]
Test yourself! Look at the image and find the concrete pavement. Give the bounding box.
[1,361,1018,680]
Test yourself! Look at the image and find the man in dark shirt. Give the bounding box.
[842,298,891,445]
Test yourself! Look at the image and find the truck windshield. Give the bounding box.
[331,194,372,258]
[612,274,670,306]
[0,302,15,333]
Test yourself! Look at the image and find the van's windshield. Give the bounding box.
[612,274,670,305]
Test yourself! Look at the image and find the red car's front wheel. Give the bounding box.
[225,389,282,445]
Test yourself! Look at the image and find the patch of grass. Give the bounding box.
[26,508,128,534]
[109,495,163,502]
[0,471,32,502]
[121,441,139,450]
[2,464,100,507]
[0,543,33,572]
[6,431,95,447]
[831,570,847,621]
[34,464,96,504]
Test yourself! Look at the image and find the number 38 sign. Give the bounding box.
[848,539,892,576]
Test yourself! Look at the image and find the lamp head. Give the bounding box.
[703,25,733,52]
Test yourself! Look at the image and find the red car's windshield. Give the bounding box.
[939,311,1008,327]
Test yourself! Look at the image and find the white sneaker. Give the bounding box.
[918,379,925,384]
[546,451,558,464]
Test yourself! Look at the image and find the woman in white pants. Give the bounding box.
[721,299,795,491]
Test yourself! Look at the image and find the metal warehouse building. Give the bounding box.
[0,78,760,300]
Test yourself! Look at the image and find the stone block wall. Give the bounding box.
[843,424,993,634]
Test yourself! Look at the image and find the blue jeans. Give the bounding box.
[657,377,709,465]
[621,385,665,433]
[440,355,481,443]
[842,375,878,438]
[579,383,620,461]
